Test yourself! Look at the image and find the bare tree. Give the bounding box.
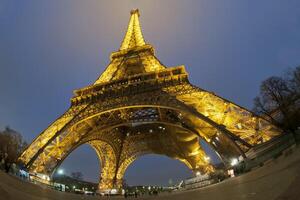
[0,127,27,163]
[286,66,300,95]
[253,67,300,132]
[71,171,83,180]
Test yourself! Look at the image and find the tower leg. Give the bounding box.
[88,140,121,193]
[98,169,123,192]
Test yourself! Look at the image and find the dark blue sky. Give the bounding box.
[1,1,300,185]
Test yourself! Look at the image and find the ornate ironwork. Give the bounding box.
[19,9,282,191]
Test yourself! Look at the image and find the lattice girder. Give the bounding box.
[22,99,248,175]
[115,126,214,181]
[89,140,118,191]
[19,81,281,176]
[92,123,214,190]
[28,119,215,190]
[175,86,282,145]
[19,9,283,192]
[18,104,88,169]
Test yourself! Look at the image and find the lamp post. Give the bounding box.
[57,169,64,175]
[231,158,238,166]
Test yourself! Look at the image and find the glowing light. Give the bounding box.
[204,156,210,161]
[57,169,64,175]
[17,8,282,192]
[111,189,118,195]
[196,171,201,176]
[231,158,238,166]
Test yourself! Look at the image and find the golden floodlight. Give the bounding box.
[19,9,282,191]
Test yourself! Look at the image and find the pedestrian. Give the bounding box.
[0,159,3,170]
[11,163,17,175]
[0,152,4,170]
[4,153,10,173]
[5,162,10,173]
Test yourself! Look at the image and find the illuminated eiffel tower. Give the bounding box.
[19,9,282,191]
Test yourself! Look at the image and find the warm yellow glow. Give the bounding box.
[18,9,282,191]
[120,9,145,50]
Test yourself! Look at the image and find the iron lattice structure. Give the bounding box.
[19,9,282,191]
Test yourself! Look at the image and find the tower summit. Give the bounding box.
[19,9,282,192]
[120,9,145,50]
[94,9,166,84]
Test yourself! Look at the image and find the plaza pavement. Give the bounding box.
[1,147,300,200]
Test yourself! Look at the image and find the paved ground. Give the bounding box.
[1,147,300,200]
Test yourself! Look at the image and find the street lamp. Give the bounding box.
[57,169,64,175]
[231,158,238,166]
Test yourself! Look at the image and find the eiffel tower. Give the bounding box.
[19,9,282,191]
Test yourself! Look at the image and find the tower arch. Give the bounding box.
[19,9,282,192]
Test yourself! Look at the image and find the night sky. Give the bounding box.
[1,1,300,185]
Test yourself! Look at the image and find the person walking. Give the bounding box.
[4,153,10,173]
[0,152,4,170]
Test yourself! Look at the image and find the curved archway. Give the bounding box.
[124,154,193,186]
[88,140,117,191]
[17,8,283,193]
[20,104,263,192]
[53,144,101,183]
[21,104,246,174]
[52,138,120,190]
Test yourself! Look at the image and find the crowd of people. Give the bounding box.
[124,189,159,198]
